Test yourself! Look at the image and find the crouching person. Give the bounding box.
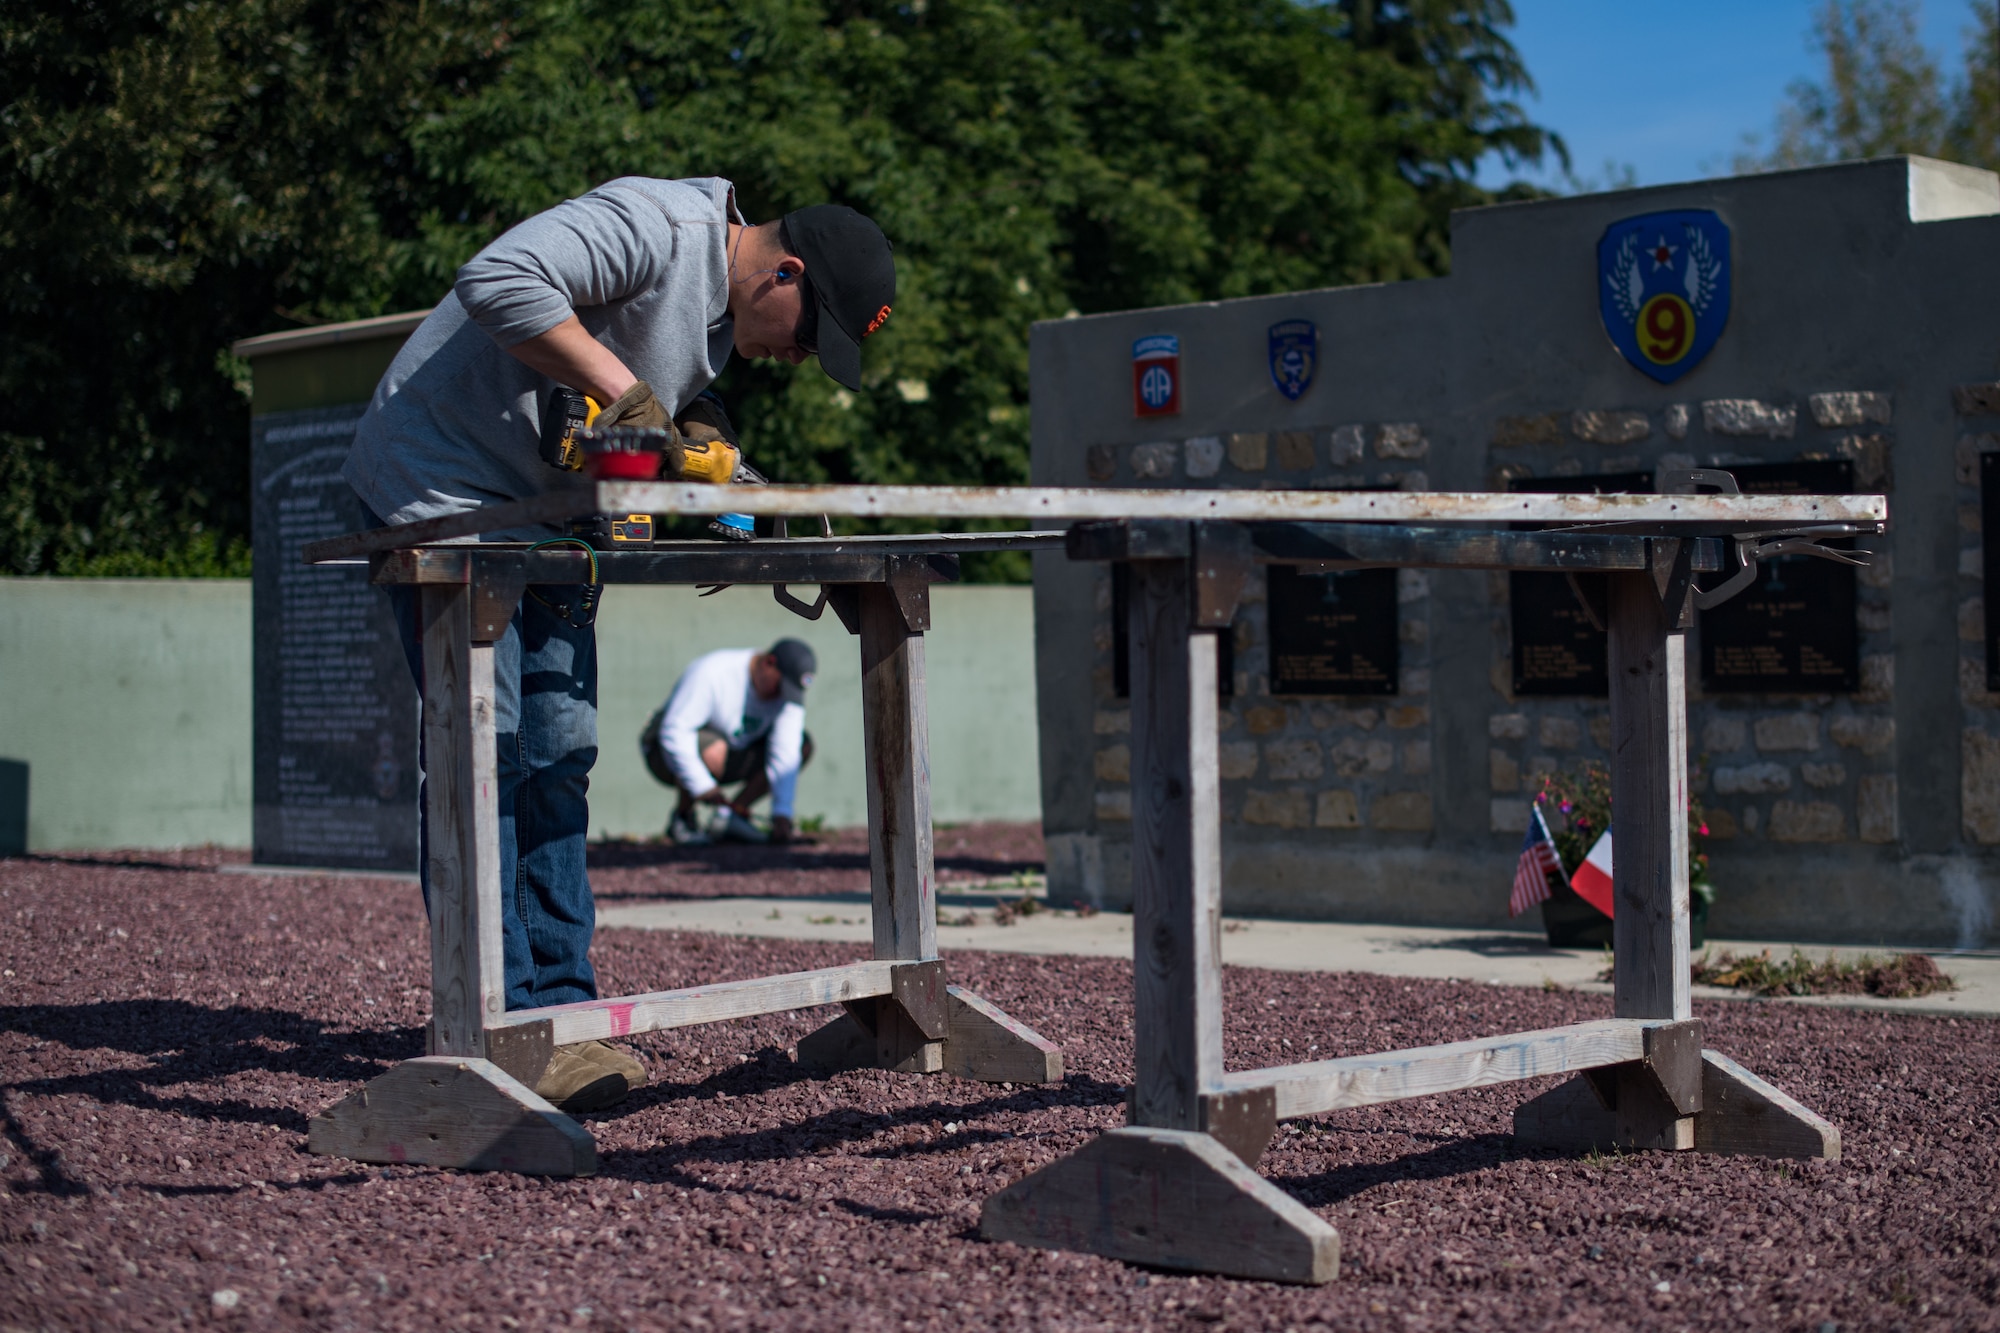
[643,639,816,846]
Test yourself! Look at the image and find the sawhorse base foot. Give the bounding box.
[797,1010,943,1074]
[979,1127,1340,1285]
[942,986,1063,1084]
[1514,1049,1838,1161]
[795,985,1063,1084]
[1693,1049,1841,1159]
[307,1056,597,1176]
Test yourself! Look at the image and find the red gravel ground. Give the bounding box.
[3,834,1997,1331]
[583,821,1047,904]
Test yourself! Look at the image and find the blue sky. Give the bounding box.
[1475,0,1983,191]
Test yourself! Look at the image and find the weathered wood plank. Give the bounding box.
[979,1127,1340,1284]
[601,482,1885,528]
[1606,570,1693,1021]
[496,961,897,1046]
[857,584,938,965]
[941,986,1063,1084]
[1126,556,1224,1130]
[1694,1050,1841,1160]
[1219,1019,1655,1119]
[420,585,504,1056]
[307,1057,596,1176]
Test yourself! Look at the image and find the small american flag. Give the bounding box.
[1510,802,1565,917]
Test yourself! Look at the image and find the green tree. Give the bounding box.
[1738,0,1999,173]
[2,0,1560,579]
[0,0,516,576]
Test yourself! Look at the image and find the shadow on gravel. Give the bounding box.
[1384,932,1574,957]
[593,1067,1127,1173]
[586,841,1042,899]
[0,999,418,1137]
[1270,1131,1523,1205]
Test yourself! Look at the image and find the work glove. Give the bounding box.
[595,380,671,430]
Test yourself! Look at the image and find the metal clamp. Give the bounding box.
[1692,531,1871,611]
[771,514,835,620]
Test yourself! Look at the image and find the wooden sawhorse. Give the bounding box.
[982,514,1853,1284]
[302,535,1065,1176]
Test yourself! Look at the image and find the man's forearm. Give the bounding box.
[504,315,638,404]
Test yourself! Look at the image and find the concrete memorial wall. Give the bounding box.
[1030,156,2000,949]
[238,314,429,872]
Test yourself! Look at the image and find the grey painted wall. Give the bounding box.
[1031,156,2000,949]
[0,580,1041,851]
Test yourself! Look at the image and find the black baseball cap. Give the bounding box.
[769,638,817,705]
[782,205,895,392]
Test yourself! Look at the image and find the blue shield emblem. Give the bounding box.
[1268,319,1316,400]
[1598,210,1730,384]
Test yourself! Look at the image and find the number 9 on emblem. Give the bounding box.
[1638,293,1693,365]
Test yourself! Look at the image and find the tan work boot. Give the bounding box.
[572,1039,648,1093]
[533,1045,628,1112]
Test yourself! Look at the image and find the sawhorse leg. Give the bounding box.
[799,569,1062,1083]
[308,581,595,1175]
[1515,563,1838,1159]
[982,545,1338,1284]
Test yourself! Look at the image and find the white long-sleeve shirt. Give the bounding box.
[656,648,806,817]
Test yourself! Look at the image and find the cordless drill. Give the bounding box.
[538,387,747,547]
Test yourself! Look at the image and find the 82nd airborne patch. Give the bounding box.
[1598,209,1731,384]
[1132,334,1181,417]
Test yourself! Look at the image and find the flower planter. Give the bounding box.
[1539,883,1708,950]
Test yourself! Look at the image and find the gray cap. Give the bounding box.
[769,638,817,704]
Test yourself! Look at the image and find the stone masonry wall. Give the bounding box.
[1482,393,1898,852]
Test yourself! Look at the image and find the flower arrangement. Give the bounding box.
[1535,761,1714,910]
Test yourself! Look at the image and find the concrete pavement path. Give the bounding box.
[598,883,2000,1018]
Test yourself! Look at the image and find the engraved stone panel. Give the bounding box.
[1266,566,1399,696]
[1507,472,1652,696]
[1698,460,1858,693]
[251,409,418,872]
[1984,451,2000,690]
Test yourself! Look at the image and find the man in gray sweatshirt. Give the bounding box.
[342,177,894,1110]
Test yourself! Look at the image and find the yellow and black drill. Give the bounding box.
[539,387,748,547]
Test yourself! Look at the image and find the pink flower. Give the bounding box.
[1699,823,1709,836]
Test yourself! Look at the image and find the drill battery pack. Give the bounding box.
[568,514,655,550]
[540,386,599,472]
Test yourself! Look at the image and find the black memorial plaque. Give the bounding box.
[251,408,419,871]
[1111,562,1233,697]
[1508,473,1654,696]
[1698,459,1857,693]
[1265,565,1399,695]
[1984,451,2000,690]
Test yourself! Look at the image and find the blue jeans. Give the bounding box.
[368,509,600,1012]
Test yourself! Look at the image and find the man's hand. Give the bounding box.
[697,786,730,805]
[597,380,671,430]
[769,815,795,845]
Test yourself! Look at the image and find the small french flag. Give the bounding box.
[1570,827,1615,918]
